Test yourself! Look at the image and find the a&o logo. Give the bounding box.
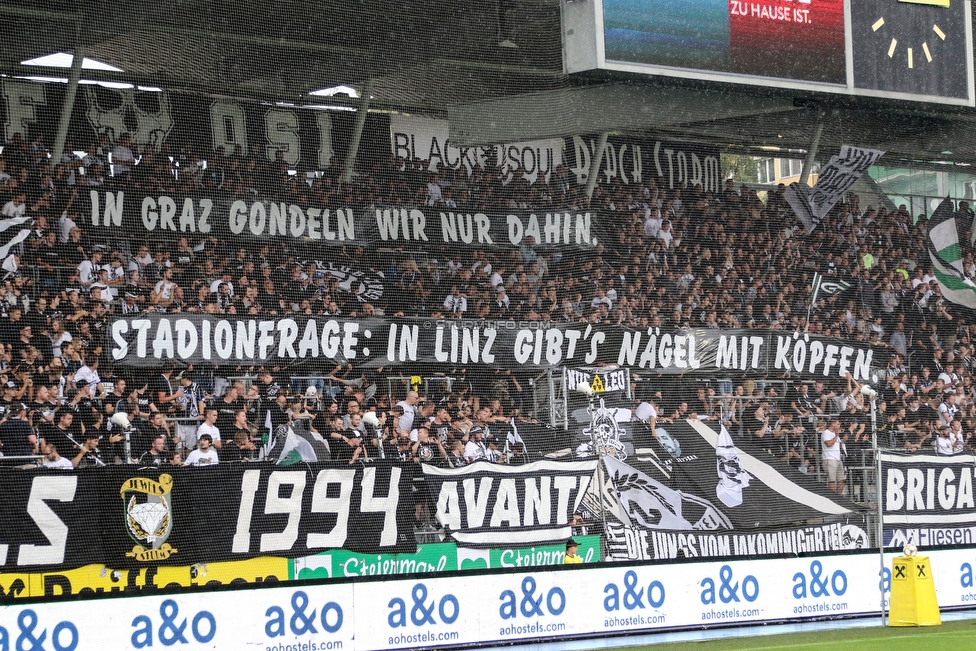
[121,474,178,562]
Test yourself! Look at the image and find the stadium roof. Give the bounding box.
[3,0,976,164]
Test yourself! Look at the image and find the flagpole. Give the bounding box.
[807,272,821,333]
[577,383,608,561]
[865,386,886,626]
[590,394,609,562]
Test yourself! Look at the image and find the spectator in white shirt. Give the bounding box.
[939,364,960,393]
[111,133,136,176]
[77,250,105,287]
[195,409,221,451]
[657,220,674,249]
[128,245,154,273]
[58,210,78,244]
[938,394,958,427]
[936,426,956,455]
[464,426,488,463]
[1,192,26,219]
[490,264,505,289]
[39,441,75,469]
[184,434,219,466]
[152,268,178,309]
[425,174,443,206]
[643,208,662,238]
[443,287,468,315]
[395,391,419,436]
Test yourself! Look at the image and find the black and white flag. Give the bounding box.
[605,454,733,532]
[786,145,884,233]
[0,216,32,269]
[811,271,853,304]
[604,420,870,561]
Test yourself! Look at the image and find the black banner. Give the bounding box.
[110,315,885,381]
[881,452,976,527]
[0,462,414,573]
[0,80,390,169]
[85,191,603,249]
[564,135,722,193]
[601,420,871,560]
[567,368,635,461]
[423,459,597,547]
[606,521,871,561]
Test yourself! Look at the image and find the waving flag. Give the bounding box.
[0,216,31,263]
[927,197,976,310]
[811,271,852,304]
[785,145,885,232]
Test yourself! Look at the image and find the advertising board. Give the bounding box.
[0,537,602,599]
[0,548,973,650]
[290,536,602,579]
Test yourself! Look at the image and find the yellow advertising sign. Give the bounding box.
[0,557,288,599]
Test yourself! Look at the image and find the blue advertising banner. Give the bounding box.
[0,548,974,649]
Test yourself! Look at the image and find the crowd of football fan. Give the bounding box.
[0,129,975,470]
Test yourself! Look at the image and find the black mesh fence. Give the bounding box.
[0,12,972,596]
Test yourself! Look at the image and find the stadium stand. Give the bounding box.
[0,123,971,477]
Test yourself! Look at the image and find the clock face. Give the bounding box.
[851,0,970,99]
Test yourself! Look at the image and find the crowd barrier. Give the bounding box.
[3,547,976,651]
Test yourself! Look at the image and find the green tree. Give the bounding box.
[721,154,759,184]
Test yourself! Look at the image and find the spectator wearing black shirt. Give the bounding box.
[40,411,82,459]
[30,385,58,428]
[430,406,454,446]
[139,435,170,467]
[126,381,154,427]
[0,307,24,348]
[0,403,34,457]
[142,412,176,458]
[919,396,941,427]
[812,380,836,415]
[393,435,415,463]
[230,409,253,454]
[66,380,99,430]
[103,379,129,429]
[791,383,817,421]
[255,368,281,433]
[223,426,258,463]
[0,382,19,421]
[150,366,182,414]
[10,323,34,363]
[74,433,106,468]
[333,417,365,464]
[745,404,772,453]
[266,393,291,434]
[211,386,242,436]
[412,425,446,466]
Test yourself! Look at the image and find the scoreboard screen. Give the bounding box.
[602,0,845,84]
[563,0,974,105]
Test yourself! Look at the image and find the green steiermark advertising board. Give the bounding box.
[291,536,601,579]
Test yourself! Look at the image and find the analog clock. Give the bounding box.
[851,0,971,100]
[871,0,949,69]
